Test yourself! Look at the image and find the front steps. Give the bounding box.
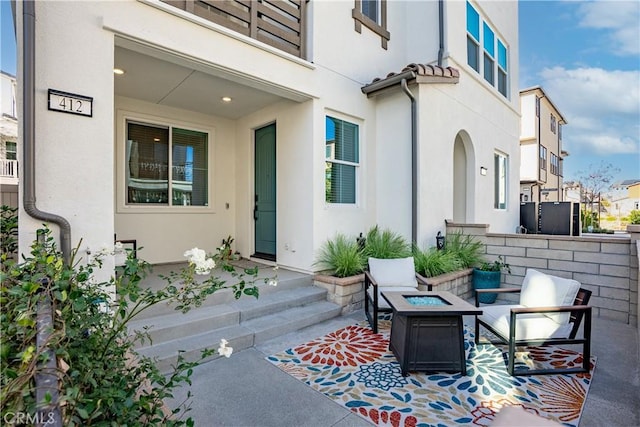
[128,266,342,373]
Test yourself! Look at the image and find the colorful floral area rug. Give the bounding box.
[266,317,596,427]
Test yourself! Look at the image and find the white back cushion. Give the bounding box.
[520,269,580,325]
[368,257,418,288]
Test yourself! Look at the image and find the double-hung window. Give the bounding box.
[126,120,208,206]
[539,145,547,170]
[325,116,359,204]
[5,141,16,160]
[494,152,507,210]
[497,40,508,96]
[483,23,495,85]
[466,2,480,72]
[550,114,557,134]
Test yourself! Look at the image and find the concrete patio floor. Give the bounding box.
[165,311,640,427]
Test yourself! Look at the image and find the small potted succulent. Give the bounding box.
[473,255,511,304]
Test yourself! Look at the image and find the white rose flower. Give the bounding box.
[218,338,233,358]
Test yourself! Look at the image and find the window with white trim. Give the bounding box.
[126,120,208,206]
[466,2,509,98]
[494,152,508,210]
[539,145,547,170]
[325,116,359,204]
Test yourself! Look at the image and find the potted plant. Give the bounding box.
[473,255,511,304]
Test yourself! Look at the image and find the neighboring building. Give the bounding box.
[519,86,567,203]
[0,71,18,207]
[15,1,520,277]
[610,180,640,220]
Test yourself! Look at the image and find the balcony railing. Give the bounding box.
[0,159,18,179]
[162,0,307,58]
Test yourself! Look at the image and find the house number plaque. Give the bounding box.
[48,89,93,117]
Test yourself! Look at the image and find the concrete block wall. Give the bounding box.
[447,222,639,326]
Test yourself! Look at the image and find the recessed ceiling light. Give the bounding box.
[221,96,232,103]
[113,68,125,75]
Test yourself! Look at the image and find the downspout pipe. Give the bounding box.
[437,0,444,66]
[23,1,72,263]
[400,79,417,245]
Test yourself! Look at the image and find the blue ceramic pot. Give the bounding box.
[473,268,500,304]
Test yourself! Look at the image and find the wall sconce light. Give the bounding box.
[480,167,487,176]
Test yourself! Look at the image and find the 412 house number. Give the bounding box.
[48,89,93,117]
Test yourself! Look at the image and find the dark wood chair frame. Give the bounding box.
[364,270,431,334]
[474,287,592,376]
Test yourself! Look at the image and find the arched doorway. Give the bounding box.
[453,131,475,223]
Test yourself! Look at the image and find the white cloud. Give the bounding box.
[571,133,639,155]
[539,66,640,116]
[577,0,640,56]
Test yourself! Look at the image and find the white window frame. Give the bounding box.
[116,110,215,214]
[494,151,508,210]
[324,113,361,206]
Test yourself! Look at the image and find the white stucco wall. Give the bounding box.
[17,2,116,282]
[520,93,536,139]
[16,0,521,275]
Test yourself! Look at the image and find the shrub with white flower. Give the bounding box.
[184,247,216,275]
[218,339,233,358]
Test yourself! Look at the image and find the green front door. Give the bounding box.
[254,124,276,260]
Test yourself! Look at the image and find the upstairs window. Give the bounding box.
[126,121,208,207]
[5,141,16,160]
[497,40,508,97]
[539,145,547,170]
[551,153,559,175]
[550,114,557,134]
[494,152,508,210]
[325,116,359,204]
[483,23,495,85]
[466,2,509,98]
[353,0,389,49]
[466,2,480,72]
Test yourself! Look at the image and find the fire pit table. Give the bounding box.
[381,291,482,376]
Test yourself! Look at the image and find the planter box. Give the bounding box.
[423,268,474,299]
[314,273,365,315]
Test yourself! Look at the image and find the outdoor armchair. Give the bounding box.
[474,268,592,376]
[364,257,431,333]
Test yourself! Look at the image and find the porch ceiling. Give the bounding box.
[114,45,295,120]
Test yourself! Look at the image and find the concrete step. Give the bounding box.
[136,300,342,373]
[135,269,313,320]
[230,286,328,321]
[243,301,343,344]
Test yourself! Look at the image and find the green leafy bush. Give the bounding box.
[477,255,511,273]
[361,226,411,260]
[315,234,365,277]
[629,210,640,225]
[1,227,272,425]
[0,205,18,263]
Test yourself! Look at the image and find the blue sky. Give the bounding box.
[1,1,638,182]
[519,0,640,183]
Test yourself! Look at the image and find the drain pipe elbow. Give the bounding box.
[400,79,418,245]
[23,1,72,263]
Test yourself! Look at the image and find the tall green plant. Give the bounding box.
[362,226,411,259]
[413,246,464,278]
[315,234,365,278]
[1,227,273,425]
[444,231,484,268]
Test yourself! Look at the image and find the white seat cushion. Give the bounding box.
[520,269,580,325]
[367,286,419,309]
[478,305,573,341]
[368,257,418,288]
